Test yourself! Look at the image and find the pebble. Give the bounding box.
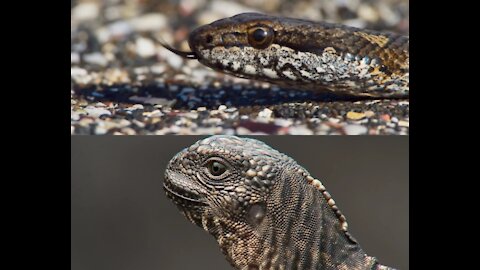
[317,123,331,132]
[103,69,130,84]
[346,111,366,120]
[343,19,366,29]
[288,125,314,135]
[135,37,156,58]
[358,4,379,22]
[107,21,133,38]
[83,53,108,67]
[150,64,166,74]
[134,97,173,106]
[207,0,258,19]
[71,112,80,121]
[132,119,146,128]
[380,114,391,122]
[118,119,131,128]
[129,104,144,110]
[257,108,273,122]
[104,6,122,21]
[344,124,368,135]
[364,110,375,118]
[122,128,137,135]
[236,127,253,135]
[71,67,91,85]
[84,106,111,117]
[95,27,111,43]
[95,125,108,135]
[274,118,293,127]
[71,67,87,77]
[378,2,401,26]
[72,2,99,22]
[195,127,223,134]
[79,118,94,126]
[180,0,207,14]
[329,118,341,124]
[133,67,149,75]
[163,50,183,70]
[71,53,80,64]
[129,14,167,32]
[386,122,396,128]
[398,120,409,127]
[143,110,164,117]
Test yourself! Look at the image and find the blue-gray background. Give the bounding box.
[71,136,408,269]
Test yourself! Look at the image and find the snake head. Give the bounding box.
[160,12,409,98]
[185,13,285,78]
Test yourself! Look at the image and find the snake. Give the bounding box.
[160,13,409,98]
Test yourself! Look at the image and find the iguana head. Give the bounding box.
[164,135,376,270]
[164,135,290,230]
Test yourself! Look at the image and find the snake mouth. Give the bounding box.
[162,46,198,59]
[158,37,198,59]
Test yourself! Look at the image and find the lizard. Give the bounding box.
[160,13,409,99]
[163,135,397,269]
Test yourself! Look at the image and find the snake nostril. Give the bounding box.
[206,35,213,44]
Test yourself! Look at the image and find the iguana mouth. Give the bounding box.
[163,170,208,206]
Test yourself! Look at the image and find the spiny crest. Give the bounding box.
[297,167,357,244]
[192,135,289,163]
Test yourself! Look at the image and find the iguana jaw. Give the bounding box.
[164,169,209,226]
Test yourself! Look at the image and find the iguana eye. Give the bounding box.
[247,26,274,49]
[207,160,227,176]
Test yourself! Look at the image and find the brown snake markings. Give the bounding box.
[161,13,409,99]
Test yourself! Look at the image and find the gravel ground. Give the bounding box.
[71,0,409,135]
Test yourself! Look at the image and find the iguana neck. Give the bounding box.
[213,166,379,270]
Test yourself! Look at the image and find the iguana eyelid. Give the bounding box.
[202,156,231,167]
[202,156,232,180]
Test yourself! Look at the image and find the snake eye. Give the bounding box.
[207,160,227,176]
[247,26,274,49]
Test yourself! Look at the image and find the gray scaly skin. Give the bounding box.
[164,135,396,270]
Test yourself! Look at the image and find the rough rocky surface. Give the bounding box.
[71,0,409,135]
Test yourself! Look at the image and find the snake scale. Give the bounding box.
[161,13,409,98]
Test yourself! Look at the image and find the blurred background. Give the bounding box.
[71,136,408,269]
